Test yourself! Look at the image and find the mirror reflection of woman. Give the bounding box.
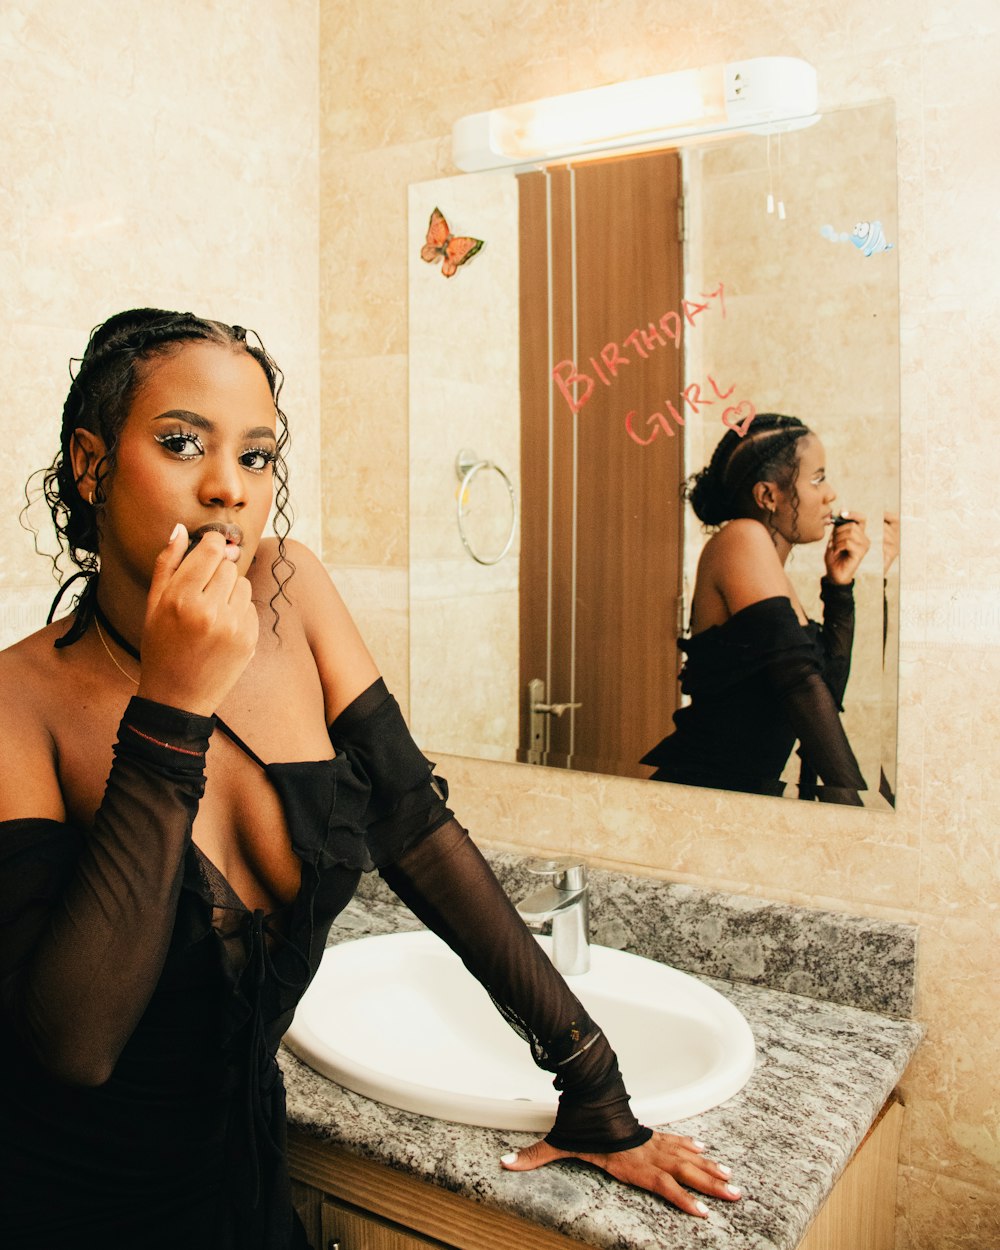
[0,310,742,1248]
[642,414,871,804]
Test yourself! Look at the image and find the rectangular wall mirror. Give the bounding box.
[408,99,899,810]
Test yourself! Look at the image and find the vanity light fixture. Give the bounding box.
[452,57,818,172]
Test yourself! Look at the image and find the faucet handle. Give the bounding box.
[524,856,587,891]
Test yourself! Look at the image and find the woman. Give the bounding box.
[0,310,739,1248]
[641,414,870,803]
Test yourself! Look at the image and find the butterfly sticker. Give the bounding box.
[420,207,484,278]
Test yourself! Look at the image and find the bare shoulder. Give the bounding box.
[251,537,380,720]
[0,623,63,710]
[250,537,358,631]
[0,625,68,821]
[697,520,790,617]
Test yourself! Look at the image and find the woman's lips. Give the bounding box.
[186,523,244,560]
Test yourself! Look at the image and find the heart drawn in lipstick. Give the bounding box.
[722,401,756,438]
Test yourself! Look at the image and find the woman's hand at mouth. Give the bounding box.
[824,511,870,585]
[136,523,259,716]
[187,522,244,562]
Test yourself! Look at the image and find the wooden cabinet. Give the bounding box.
[289,1136,589,1250]
[289,1093,903,1250]
[319,1195,448,1250]
[796,1096,903,1250]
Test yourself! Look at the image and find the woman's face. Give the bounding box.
[90,341,278,587]
[773,434,838,544]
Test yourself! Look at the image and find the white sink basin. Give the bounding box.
[283,930,755,1132]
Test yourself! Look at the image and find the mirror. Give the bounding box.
[408,100,899,809]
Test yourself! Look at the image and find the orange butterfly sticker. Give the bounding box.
[420,207,484,278]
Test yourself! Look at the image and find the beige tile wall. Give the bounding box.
[319,2,1000,1246]
[407,172,521,759]
[0,1,321,650]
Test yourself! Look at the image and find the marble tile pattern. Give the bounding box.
[281,885,923,1250]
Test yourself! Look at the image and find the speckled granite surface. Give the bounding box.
[355,854,919,1018]
[282,870,922,1250]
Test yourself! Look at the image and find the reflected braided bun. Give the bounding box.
[686,414,810,526]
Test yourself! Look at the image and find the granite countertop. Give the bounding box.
[281,860,923,1250]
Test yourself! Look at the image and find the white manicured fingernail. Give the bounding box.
[500,1151,518,1165]
[718,1164,731,1177]
[169,522,185,543]
[695,1201,709,1216]
[692,1139,706,1151]
[725,1184,742,1197]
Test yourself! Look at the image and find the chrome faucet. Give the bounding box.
[515,858,590,976]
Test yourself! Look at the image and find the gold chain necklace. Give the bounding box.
[94,616,140,686]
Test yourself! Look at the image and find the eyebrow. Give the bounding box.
[153,408,276,441]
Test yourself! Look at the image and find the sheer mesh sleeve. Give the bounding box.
[778,662,866,802]
[329,681,652,1155]
[817,579,856,708]
[327,678,454,867]
[791,582,865,803]
[0,697,214,1085]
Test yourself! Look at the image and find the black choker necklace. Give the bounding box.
[93,602,141,662]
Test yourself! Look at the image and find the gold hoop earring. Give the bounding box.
[87,490,95,506]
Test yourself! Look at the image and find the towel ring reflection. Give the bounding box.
[455,449,517,566]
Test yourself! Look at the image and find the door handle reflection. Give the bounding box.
[527,677,581,763]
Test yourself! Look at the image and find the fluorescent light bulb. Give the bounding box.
[452,58,817,172]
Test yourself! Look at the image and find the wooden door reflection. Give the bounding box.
[518,153,685,778]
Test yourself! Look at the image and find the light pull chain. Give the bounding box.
[766,132,786,220]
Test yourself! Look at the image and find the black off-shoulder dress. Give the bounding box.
[641,582,867,802]
[0,680,648,1249]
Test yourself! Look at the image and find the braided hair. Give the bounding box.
[686,414,811,536]
[32,308,294,644]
